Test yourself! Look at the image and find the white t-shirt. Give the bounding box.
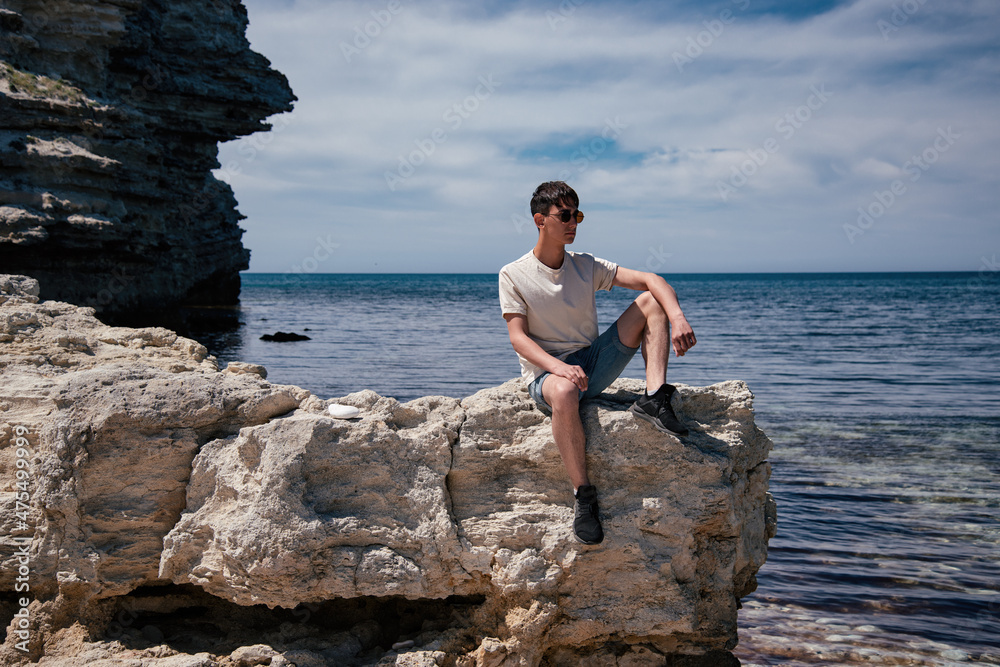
[498,250,618,383]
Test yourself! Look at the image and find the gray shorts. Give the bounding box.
[527,322,639,412]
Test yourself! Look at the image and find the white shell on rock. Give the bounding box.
[328,403,361,419]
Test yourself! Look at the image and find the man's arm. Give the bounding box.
[612,267,697,357]
[503,313,589,391]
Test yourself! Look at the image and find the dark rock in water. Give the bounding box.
[260,331,311,342]
[0,0,296,318]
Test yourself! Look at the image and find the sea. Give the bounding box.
[186,271,999,666]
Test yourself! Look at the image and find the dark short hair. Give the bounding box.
[530,181,579,216]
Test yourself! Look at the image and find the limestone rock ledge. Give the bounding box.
[0,276,777,666]
[0,0,295,315]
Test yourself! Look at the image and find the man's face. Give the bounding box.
[538,200,583,244]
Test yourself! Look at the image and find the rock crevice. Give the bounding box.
[0,276,776,666]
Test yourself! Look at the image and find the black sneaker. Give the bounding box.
[629,383,689,437]
[573,485,604,544]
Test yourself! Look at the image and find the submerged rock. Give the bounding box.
[260,331,312,342]
[0,275,776,665]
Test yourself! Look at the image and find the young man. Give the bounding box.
[498,181,696,545]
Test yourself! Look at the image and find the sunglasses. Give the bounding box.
[547,209,585,223]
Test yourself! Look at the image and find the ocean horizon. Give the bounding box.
[241,269,991,277]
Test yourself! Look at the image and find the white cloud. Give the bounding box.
[221,0,1000,273]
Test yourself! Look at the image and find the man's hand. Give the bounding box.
[505,314,589,390]
[556,362,588,392]
[671,317,696,357]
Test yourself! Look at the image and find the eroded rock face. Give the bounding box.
[0,276,307,661]
[159,392,474,606]
[0,276,776,666]
[451,380,774,662]
[0,0,295,314]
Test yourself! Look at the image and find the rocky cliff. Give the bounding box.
[0,0,294,316]
[0,275,776,666]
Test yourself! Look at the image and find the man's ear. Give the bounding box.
[533,212,545,229]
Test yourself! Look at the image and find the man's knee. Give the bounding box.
[636,291,666,321]
[545,376,580,410]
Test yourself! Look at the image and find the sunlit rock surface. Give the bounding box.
[0,276,775,666]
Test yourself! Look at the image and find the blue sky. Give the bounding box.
[217,0,1000,274]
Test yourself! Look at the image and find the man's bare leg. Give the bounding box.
[616,292,688,436]
[543,374,604,544]
[542,374,589,490]
[616,291,670,393]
